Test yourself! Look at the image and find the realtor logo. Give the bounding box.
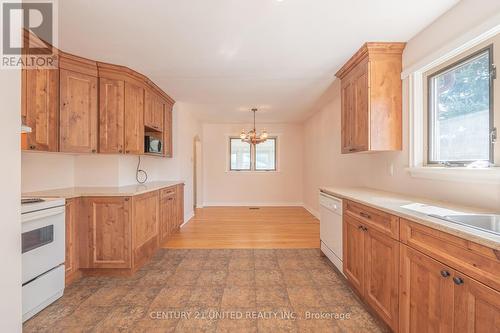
[1,0,58,69]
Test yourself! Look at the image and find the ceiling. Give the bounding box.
[58,0,458,123]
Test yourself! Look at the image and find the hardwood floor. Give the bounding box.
[162,207,320,249]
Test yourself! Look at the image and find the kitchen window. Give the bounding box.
[427,46,496,166]
[229,137,277,171]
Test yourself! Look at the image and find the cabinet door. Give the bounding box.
[134,191,159,248]
[124,81,144,154]
[65,198,78,281]
[364,227,399,331]
[399,245,454,333]
[144,90,163,132]
[25,68,59,151]
[164,104,173,157]
[341,79,354,153]
[88,197,131,268]
[343,214,364,294]
[99,78,124,153]
[59,69,98,153]
[176,184,184,228]
[453,274,500,333]
[159,189,176,244]
[352,63,369,151]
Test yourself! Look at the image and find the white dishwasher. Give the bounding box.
[319,191,344,275]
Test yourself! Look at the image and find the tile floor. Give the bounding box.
[23,249,386,332]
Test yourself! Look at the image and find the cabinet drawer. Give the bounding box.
[400,218,500,291]
[344,200,399,239]
[160,187,176,200]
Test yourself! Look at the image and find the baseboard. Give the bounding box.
[303,204,320,219]
[202,202,305,207]
[181,211,195,228]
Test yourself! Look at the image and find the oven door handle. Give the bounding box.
[22,206,65,223]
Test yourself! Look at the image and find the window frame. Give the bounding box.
[228,136,278,172]
[426,45,495,165]
[228,138,252,171]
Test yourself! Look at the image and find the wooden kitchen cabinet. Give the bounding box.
[343,214,365,294]
[124,81,145,155]
[364,227,399,330]
[399,244,455,333]
[99,77,125,153]
[145,89,164,132]
[176,184,184,228]
[400,244,500,333]
[453,274,500,332]
[336,42,405,153]
[159,187,177,244]
[133,191,159,267]
[343,203,400,331]
[65,198,80,284]
[59,68,98,153]
[164,103,173,157]
[23,67,59,151]
[79,197,132,269]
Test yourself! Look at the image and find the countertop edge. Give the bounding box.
[22,181,185,199]
[320,187,500,250]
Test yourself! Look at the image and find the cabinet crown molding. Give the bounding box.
[335,42,406,79]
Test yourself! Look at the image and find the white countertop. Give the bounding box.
[22,181,184,199]
[320,186,500,250]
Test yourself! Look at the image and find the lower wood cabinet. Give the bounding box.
[133,191,159,267]
[75,186,184,276]
[159,187,178,244]
[400,244,500,333]
[343,212,399,331]
[399,244,454,332]
[65,198,79,284]
[342,200,500,333]
[79,196,132,269]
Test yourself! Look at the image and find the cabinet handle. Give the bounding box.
[358,225,364,230]
[360,212,371,219]
[29,144,36,150]
[349,148,357,152]
[125,150,130,154]
[119,149,123,153]
[440,270,450,278]
[453,277,464,285]
[92,149,97,153]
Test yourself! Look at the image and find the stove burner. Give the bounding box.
[21,198,45,204]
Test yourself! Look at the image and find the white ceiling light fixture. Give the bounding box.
[240,108,268,145]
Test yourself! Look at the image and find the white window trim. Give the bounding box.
[404,21,500,184]
[225,134,281,174]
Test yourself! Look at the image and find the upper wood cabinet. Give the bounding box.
[164,103,173,157]
[59,53,98,153]
[336,42,405,153]
[145,89,164,132]
[21,42,175,157]
[124,81,145,155]
[99,77,125,153]
[23,67,59,151]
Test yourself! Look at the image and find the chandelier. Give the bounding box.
[240,108,268,145]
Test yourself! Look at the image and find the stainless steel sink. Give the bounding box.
[429,214,500,235]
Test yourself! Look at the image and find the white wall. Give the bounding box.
[202,123,304,206]
[303,0,500,216]
[0,70,22,330]
[21,102,201,222]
